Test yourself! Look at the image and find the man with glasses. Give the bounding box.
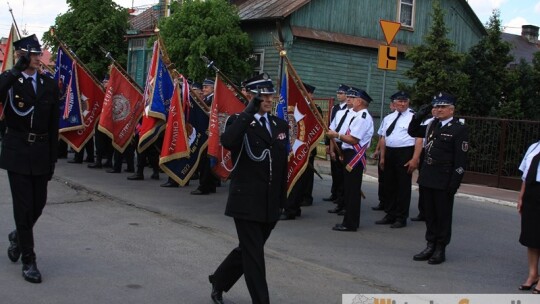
[0,34,60,283]
[375,91,422,229]
[408,92,469,265]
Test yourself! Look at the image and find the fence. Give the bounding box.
[461,116,540,190]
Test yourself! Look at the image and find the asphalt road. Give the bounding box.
[0,157,526,303]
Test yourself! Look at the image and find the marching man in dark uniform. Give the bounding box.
[408,92,469,265]
[0,34,60,283]
[208,75,288,304]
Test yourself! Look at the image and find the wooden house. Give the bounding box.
[232,0,486,120]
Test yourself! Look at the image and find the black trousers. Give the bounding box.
[94,128,113,162]
[73,137,95,162]
[421,186,455,245]
[212,219,276,304]
[383,146,414,222]
[8,171,48,263]
[197,148,217,193]
[112,144,135,172]
[329,158,344,199]
[377,157,387,210]
[341,149,364,229]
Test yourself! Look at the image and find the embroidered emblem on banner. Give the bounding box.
[112,94,130,122]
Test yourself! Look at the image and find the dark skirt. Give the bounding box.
[519,182,540,249]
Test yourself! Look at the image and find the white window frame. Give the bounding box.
[398,0,415,29]
[251,48,265,74]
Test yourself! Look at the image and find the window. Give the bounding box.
[250,49,265,76]
[399,0,415,28]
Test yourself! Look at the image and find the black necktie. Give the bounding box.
[25,77,35,93]
[385,112,401,136]
[335,110,349,133]
[526,152,540,185]
[260,116,270,135]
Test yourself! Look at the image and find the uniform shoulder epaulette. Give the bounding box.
[409,109,415,113]
[362,112,367,119]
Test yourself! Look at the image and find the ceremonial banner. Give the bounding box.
[160,78,207,186]
[0,24,19,72]
[138,41,174,152]
[59,63,105,152]
[54,46,84,132]
[278,67,323,195]
[1,24,19,120]
[208,74,245,180]
[98,65,144,153]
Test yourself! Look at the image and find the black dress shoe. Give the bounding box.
[410,215,426,222]
[150,173,159,180]
[390,221,407,228]
[84,158,95,163]
[124,168,135,173]
[375,217,395,225]
[191,189,210,195]
[87,162,102,169]
[371,204,385,211]
[67,159,83,164]
[413,243,435,261]
[160,181,179,188]
[332,224,357,232]
[300,200,312,207]
[322,196,336,202]
[22,262,42,283]
[103,161,113,168]
[428,245,446,265]
[209,275,224,304]
[127,173,144,180]
[279,213,296,220]
[328,207,343,213]
[106,168,121,173]
[7,230,20,262]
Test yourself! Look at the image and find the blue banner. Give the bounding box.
[54,46,84,132]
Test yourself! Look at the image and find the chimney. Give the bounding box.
[521,25,539,44]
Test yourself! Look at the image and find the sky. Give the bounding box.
[0,0,539,43]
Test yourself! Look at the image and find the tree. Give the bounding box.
[158,0,253,82]
[42,0,130,79]
[460,10,513,117]
[400,0,469,109]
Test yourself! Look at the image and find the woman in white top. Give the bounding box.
[517,141,540,293]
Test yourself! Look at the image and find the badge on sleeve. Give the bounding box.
[462,141,469,152]
[362,112,366,119]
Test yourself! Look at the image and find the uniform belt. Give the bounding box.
[386,145,414,150]
[6,128,49,143]
[424,157,452,166]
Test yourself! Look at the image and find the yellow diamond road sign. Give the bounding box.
[380,20,401,45]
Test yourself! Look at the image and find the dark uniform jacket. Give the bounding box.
[0,71,60,175]
[408,116,468,191]
[221,112,288,223]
